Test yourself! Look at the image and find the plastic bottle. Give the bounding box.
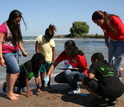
[120,54,124,71]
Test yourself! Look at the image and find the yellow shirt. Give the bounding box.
[36,35,55,63]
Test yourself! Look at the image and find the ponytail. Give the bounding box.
[92,10,119,34]
[45,24,56,36]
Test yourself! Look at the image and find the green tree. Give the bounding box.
[69,21,89,37]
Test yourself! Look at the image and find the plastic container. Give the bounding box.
[63,60,73,69]
[80,93,88,96]
[120,54,124,71]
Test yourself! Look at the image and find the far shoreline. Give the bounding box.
[54,34,104,39]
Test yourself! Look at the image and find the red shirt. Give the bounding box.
[56,52,88,75]
[100,16,124,40]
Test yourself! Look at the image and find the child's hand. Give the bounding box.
[26,91,32,98]
[44,76,49,84]
[0,58,6,67]
[22,52,28,57]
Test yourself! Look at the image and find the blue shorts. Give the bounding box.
[39,62,52,73]
[3,52,20,74]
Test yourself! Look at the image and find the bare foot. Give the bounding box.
[13,93,20,97]
[7,94,19,101]
[36,89,42,93]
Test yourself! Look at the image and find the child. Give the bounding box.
[3,53,45,98]
[44,40,88,95]
[35,24,56,88]
[82,52,124,106]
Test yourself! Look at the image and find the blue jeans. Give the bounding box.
[3,52,20,74]
[109,39,124,79]
[54,70,87,90]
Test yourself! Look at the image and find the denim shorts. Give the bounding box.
[3,52,20,74]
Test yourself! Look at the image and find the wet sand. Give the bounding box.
[0,76,124,107]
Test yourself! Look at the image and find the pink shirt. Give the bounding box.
[0,23,19,53]
[100,16,124,41]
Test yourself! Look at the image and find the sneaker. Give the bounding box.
[2,82,7,92]
[68,89,81,95]
[108,99,118,105]
[100,99,108,106]
[90,97,107,107]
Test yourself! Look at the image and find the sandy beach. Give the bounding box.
[0,38,112,107]
[0,75,124,107]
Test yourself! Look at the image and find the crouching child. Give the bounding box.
[3,53,45,98]
[82,52,124,106]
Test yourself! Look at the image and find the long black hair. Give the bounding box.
[61,40,84,59]
[6,10,27,44]
[92,10,119,34]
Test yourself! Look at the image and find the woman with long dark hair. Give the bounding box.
[92,10,124,80]
[44,40,88,94]
[0,10,28,100]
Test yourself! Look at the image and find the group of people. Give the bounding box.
[0,10,124,106]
